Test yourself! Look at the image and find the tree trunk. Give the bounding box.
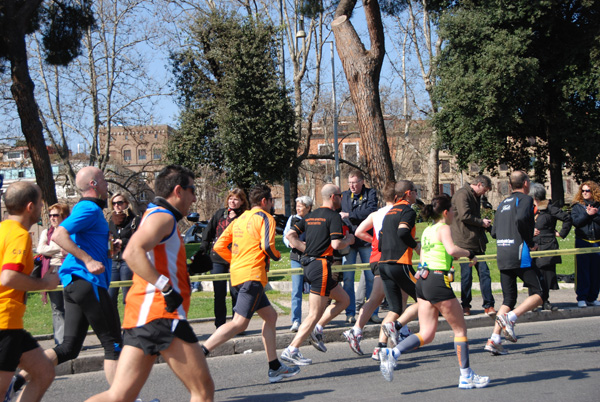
[548,133,565,207]
[6,6,58,207]
[426,145,439,200]
[332,0,395,193]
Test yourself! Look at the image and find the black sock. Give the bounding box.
[269,359,282,371]
[394,322,402,331]
[378,342,387,348]
[201,345,210,356]
[13,374,26,391]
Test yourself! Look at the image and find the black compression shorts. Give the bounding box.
[415,270,456,304]
[379,263,417,315]
[304,257,338,297]
[370,261,380,276]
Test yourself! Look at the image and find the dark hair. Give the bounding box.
[383,181,396,203]
[394,180,415,199]
[155,165,195,198]
[248,184,272,207]
[421,194,452,222]
[472,175,492,190]
[509,170,529,190]
[4,182,41,214]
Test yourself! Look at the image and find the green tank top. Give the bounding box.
[420,222,453,271]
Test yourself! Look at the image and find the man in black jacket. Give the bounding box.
[340,170,378,323]
[484,171,542,356]
[450,175,495,316]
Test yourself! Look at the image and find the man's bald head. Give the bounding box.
[322,183,340,199]
[76,166,107,199]
[509,170,530,191]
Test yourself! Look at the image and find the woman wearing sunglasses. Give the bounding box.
[571,181,600,307]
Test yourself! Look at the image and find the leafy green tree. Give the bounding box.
[0,0,95,206]
[168,11,296,190]
[433,0,600,205]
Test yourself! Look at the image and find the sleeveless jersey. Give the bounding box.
[379,201,417,264]
[122,206,191,328]
[421,222,453,271]
[370,205,393,263]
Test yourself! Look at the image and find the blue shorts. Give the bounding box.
[233,281,271,319]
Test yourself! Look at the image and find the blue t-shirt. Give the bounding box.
[59,199,111,289]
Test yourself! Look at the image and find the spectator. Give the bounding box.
[450,175,496,316]
[37,203,70,345]
[530,183,572,311]
[283,196,313,332]
[108,193,140,309]
[570,181,600,307]
[200,189,249,328]
[340,170,379,324]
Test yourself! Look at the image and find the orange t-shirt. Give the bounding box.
[0,220,34,329]
[214,207,280,287]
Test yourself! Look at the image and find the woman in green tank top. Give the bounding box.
[378,195,489,389]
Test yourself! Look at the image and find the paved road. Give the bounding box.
[44,315,600,401]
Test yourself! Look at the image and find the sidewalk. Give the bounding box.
[40,284,599,376]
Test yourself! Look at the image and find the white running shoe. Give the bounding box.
[382,322,399,347]
[578,300,587,308]
[342,329,364,355]
[371,347,380,361]
[268,363,301,383]
[458,372,490,389]
[281,348,312,366]
[496,313,517,342]
[484,339,507,355]
[378,348,398,382]
[309,329,327,352]
[290,321,300,332]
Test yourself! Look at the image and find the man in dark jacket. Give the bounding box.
[340,170,378,323]
[484,171,543,356]
[451,175,495,316]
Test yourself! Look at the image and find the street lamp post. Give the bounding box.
[329,41,340,187]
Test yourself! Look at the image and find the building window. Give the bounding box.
[154,134,158,139]
[153,148,161,160]
[138,149,146,161]
[343,143,359,162]
[318,144,333,156]
[440,160,450,173]
[412,160,421,174]
[17,171,24,178]
[6,151,21,160]
[139,191,147,202]
[500,181,509,195]
[125,135,128,140]
[140,134,144,140]
[123,149,132,162]
[499,163,508,171]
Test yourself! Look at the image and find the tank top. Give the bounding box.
[421,222,453,271]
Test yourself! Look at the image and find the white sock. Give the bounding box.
[353,326,362,336]
[491,333,502,344]
[391,348,401,359]
[315,324,323,333]
[460,367,473,377]
[507,311,517,322]
[288,345,298,353]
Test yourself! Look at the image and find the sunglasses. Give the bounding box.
[182,185,196,193]
[331,193,342,197]
[49,214,60,218]
[113,201,127,206]
[582,189,592,193]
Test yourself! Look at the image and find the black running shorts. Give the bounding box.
[124,319,197,356]
[500,267,543,309]
[416,270,456,304]
[304,257,338,297]
[0,329,39,371]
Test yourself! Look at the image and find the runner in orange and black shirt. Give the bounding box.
[378,180,420,344]
[201,185,300,384]
[280,184,355,366]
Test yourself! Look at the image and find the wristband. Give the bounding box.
[161,286,173,296]
[155,275,169,292]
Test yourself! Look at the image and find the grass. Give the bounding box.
[23,222,576,336]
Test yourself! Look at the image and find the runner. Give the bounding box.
[1,182,60,402]
[379,195,489,390]
[280,184,354,366]
[201,185,299,384]
[85,165,214,402]
[342,182,417,358]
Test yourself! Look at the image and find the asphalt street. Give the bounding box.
[43,315,600,402]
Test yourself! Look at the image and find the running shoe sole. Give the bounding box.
[309,331,327,352]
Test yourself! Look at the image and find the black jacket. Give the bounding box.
[201,207,243,265]
[492,192,535,270]
[109,212,141,261]
[340,186,378,248]
[571,200,600,241]
[533,200,572,267]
